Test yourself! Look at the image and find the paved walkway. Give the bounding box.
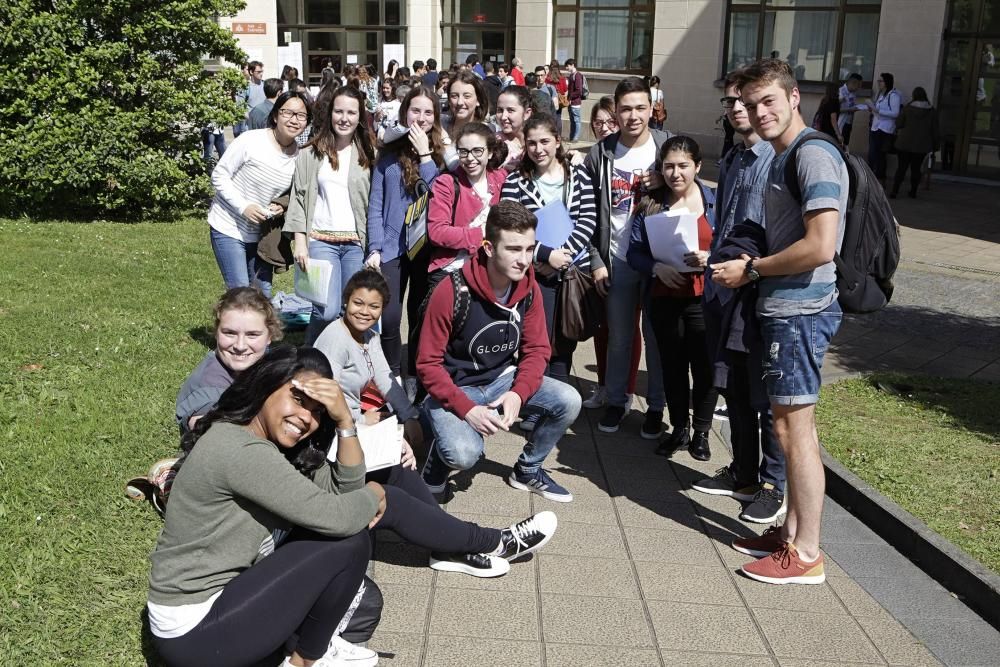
[366,177,1000,666]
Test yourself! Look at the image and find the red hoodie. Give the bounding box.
[416,248,550,419]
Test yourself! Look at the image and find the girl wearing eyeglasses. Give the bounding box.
[208,91,311,297]
[285,85,376,345]
[426,123,509,284]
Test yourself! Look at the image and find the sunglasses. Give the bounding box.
[720,96,741,109]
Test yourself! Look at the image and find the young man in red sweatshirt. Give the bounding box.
[417,200,582,502]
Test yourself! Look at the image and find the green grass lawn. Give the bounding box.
[819,373,1000,574]
[0,216,296,664]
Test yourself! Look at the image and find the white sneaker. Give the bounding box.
[322,635,379,666]
[582,385,607,409]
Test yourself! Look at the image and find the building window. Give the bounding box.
[553,0,654,73]
[440,0,515,67]
[724,0,881,84]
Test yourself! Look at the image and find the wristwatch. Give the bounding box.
[744,258,761,282]
[336,424,358,439]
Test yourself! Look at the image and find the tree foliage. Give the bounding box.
[0,0,248,216]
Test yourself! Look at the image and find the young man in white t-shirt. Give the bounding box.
[583,76,672,441]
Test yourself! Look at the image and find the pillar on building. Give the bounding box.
[225,0,279,76]
[516,0,555,71]
[407,0,442,67]
[650,0,727,156]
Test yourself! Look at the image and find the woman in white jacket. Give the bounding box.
[866,71,902,181]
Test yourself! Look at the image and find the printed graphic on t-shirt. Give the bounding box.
[468,320,521,371]
[611,168,639,215]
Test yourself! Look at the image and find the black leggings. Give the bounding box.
[379,253,430,377]
[154,531,371,667]
[650,295,717,434]
[368,464,502,554]
[538,277,578,385]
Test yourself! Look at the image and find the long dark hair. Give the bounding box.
[518,115,570,181]
[380,85,447,194]
[307,85,375,171]
[455,122,508,171]
[181,346,335,473]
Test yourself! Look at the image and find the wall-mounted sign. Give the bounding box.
[232,22,267,34]
[472,13,487,23]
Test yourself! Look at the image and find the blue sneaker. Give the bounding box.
[421,442,450,494]
[507,466,573,503]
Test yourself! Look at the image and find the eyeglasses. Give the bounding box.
[457,147,486,158]
[592,120,617,129]
[278,109,309,121]
[720,96,741,109]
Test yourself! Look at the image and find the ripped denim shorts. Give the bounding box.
[759,301,842,406]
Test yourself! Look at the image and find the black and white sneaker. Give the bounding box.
[429,552,510,577]
[740,483,787,524]
[494,511,558,561]
[713,403,729,421]
[598,405,627,433]
[691,467,759,502]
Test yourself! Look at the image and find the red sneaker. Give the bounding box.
[731,526,786,557]
[741,543,826,585]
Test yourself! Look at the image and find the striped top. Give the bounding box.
[500,163,598,271]
[208,129,299,242]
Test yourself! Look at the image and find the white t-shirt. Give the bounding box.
[207,129,299,243]
[311,146,356,234]
[609,134,656,260]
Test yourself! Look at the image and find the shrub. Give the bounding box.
[0,0,249,217]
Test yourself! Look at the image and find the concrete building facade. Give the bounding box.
[224,0,999,178]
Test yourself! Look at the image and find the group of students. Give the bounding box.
[149,52,861,664]
[818,71,940,199]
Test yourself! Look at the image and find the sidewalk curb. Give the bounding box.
[820,446,1000,631]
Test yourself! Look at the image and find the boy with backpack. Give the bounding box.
[417,200,582,502]
[709,58,849,585]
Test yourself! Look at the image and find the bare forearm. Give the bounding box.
[756,236,834,277]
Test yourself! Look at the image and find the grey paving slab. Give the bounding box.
[541,518,629,559]
[623,525,721,564]
[429,588,539,641]
[646,600,769,655]
[368,631,425,666]
[372,542,435,587]
[870,615,1000,666]
[850,575,983,622]
[531,491,619,526]
[442,484,533,517]
[423,636,542,666]
[540,593,654,647]
[735,575,847,615]
[545,642,662,666]
[375,583,432,636]
[661,651,777,666]
[538,553,640,598]
[851,611,944,666]
[615,496,704,530]
[753,608,883,663]
[635,560,741,606]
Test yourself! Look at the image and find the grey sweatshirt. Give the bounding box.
[312,318,419,423]
[148,422,379,606]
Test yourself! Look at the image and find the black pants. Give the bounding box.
[538,276,578,385]
[379,253,430,377]
[407,268,449,378]
[154,531,372,667]
[368,463,501,554]
[842,122,854,147]
[868,129,894,180]
[650,296,716,434]
[723,352,786,491]
[893,150,925,196]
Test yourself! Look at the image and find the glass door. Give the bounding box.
[966,39,1000,175]
[441,0,514,66]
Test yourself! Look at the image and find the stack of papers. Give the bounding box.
[327,417,403,472]
[643,208,701,272]
[295,259,333,306]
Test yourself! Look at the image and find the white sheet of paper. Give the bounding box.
[327,418,403,472]
[294,259,333,306]
[643,209,701,273]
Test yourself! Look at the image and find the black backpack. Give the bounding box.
[784,132,900,314]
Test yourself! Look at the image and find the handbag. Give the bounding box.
[557,91,569,109]
[404,179,431,260]
[556,264,604,342]
[652,101,667,124]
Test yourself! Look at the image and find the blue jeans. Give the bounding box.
[210,228,273,297]
[760,301,842,406]
[605,256,665,411]
[304,240,365,345]
[201,129,226,161]
[569,104,582,141]
[423,374,582,475]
